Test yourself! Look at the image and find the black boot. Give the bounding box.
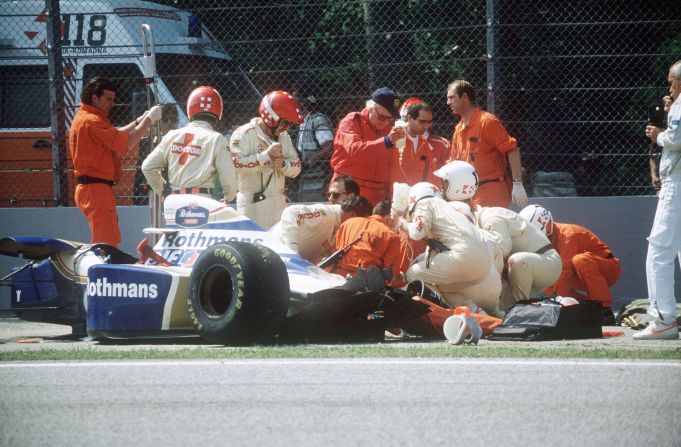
[601,307,616,326]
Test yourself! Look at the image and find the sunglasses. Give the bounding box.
[328,192,346,199]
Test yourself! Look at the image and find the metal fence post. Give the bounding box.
[486,0,498,115]
[45,0,68,206]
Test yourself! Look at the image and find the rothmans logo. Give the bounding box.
[88,277,158,299]
[175,204,209,228]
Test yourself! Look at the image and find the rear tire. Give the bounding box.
[187,242,290,344]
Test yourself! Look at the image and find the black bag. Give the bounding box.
[489,299,602,341]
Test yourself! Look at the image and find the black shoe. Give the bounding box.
[601,307,616,326]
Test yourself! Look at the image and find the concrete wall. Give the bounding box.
[1,197,680,311]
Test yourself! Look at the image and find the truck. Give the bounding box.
[0,0,260,207]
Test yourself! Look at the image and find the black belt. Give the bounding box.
[478,176,507,187]
[172,187,213,195]
[535,244,554,255]
[76,175,117,186]
[606,253,614,259]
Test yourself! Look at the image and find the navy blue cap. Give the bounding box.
[371,87,400,118]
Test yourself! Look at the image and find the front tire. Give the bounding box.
[187,242,290,344]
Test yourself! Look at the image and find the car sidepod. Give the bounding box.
[86,264,194,339]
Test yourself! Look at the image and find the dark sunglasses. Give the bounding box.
[328,192,346,199]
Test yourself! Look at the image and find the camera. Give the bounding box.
[648,104,666,128]
[252,192,266,203]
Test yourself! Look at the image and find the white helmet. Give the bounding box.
[408,182,441,214]
[433,161,479,201]
[519,204,554,237]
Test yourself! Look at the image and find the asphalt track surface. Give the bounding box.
[1,358,680,446]
[1,319,681,446]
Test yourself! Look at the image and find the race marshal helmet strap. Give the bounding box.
[259,90,304,128]
[519,204,554,237]
[433,160,479,201]
[408,182,442,214]
[187,86,223,120]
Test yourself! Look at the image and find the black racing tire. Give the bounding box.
[187,242,290,345]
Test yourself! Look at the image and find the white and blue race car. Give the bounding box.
[1,195,429,344]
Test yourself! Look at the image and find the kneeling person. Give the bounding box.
[520,204,621,324]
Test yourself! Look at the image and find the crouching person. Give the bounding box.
[476,205,562,309]
[396,182,491,308]
[269,202,342,263]
[520,204,622,325]
[331,199,409,285]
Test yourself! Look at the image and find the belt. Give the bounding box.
[76,175,117,186]
[535,244,554,255]
[606,253,614,259]
[478,176,507,187]
[172,187,213,195]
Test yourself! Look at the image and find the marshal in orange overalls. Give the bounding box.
[331,214,408,285]
[69,103,129,247]
[332,108,393,205]
[450,108,517,209]
[545,222,621,308]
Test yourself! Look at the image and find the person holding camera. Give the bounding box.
[230,91,303,229]
[142,86,237,204]
[638,60,681,340]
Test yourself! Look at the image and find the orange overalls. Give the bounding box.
[331,108,393,205]
[545,222,621,308]
[69,103,130,247]
[388,132,448,196]
[331,215,408,284]
[450,108,517,209]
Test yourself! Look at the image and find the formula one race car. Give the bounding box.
[0,195,433,344]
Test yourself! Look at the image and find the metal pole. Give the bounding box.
[486,0,499,114]
[45,0,68,206]
[363,0,375,87]
[140,24,162,243]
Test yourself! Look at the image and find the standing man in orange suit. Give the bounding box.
[332,87,405,205]
[70,77,161,247]
[389,98,447,191]
[447,80,528,209]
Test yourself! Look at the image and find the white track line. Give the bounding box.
[1,358,679,368]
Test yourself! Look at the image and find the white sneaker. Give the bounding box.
[632,320,679,340]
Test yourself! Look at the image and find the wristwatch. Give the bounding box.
[512,178,523,183]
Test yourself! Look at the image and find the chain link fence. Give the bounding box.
[1,0,679,207]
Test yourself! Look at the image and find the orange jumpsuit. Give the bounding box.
[399,297,502,337]
[332,215,408,283]
[450,108,517,209]
[331,108,393,205]
[389,132,448,194]
[69,103,130,247]
[545,222,621,307]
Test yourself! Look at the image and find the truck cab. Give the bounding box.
[0,0,260,207]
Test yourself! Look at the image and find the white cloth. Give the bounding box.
[230,118,301,229]
[476,206,562,304]
[404,197,490,306]
[142,120,237,201]
[269,203,342,262]
[647,95,681,323]
[459,229,504,314]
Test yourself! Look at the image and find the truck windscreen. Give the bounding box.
[156,54,260,132]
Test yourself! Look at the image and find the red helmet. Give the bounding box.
[399,97,424,120]
[187,86,223,120]
[259,90,303,127]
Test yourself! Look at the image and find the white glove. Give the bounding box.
[512,182,528,208]
[147,105,163,123]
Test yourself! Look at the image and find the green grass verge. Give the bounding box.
[1,344,680,361]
